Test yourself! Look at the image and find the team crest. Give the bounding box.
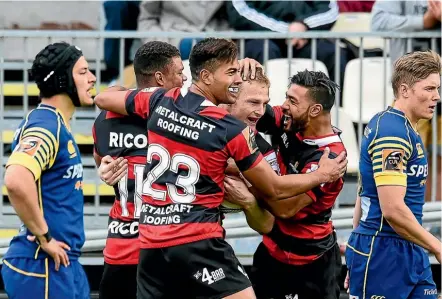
[381,149,404,172]
[14,137,42,157]
[416,143,424,157]
[67,140,77,158]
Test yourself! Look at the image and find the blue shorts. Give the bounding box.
[1,257,90,299]
[345,232,438,299]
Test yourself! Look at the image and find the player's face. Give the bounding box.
[227,81,269,130]
[409,73,440,120]
[163,56,187,90]
[282,84,313,133]
[72,56,96,106]
[211,59,242,105]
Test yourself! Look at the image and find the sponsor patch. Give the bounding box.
[241,127,258,154]
[382,149,404,172]
[14,137,42,157]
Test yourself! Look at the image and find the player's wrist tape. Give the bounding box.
[36,231,52,245]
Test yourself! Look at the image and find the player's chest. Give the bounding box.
[56,131,83,180]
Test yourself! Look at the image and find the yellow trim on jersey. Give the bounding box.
[374,172,407,187]
[6,152,42,180]
[22,127,58,168]
[346,244,370,257]
[34,245,41,259]
[2,130,94,145]
[362,235,378,299]
[368,142,411,158]
[2,259,46,278]
[45,258,49,299]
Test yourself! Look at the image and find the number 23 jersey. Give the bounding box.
[124,87,263,249]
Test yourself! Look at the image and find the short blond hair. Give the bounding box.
[392,50,441,98]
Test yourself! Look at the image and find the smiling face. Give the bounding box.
[209,58,243,105]
[227,80,270,130]
[281,83,314,133]
[72,56,96,106]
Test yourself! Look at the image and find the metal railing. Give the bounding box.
[0,30,441,262]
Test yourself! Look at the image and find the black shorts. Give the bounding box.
[251,241,342,299]
[137,238,252,299]
[99,262,137,299]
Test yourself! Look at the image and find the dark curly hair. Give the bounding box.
[289,70,340,112]
[134,41,181,87]
[189,38,238,81]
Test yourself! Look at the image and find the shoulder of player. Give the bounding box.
[24,107,60,133]
[254,133,273,154]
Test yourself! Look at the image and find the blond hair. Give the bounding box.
[242,67,270,88]
[392,50,441,98]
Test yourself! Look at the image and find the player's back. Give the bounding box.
[137,89,262,248]
[5,104,85,260]
[356,106,428,237]
[93,110,147,264]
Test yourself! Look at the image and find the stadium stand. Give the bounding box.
[0,1,440,297]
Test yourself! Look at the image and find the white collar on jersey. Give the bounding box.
[302,135,341,147]
[200,99,216,107]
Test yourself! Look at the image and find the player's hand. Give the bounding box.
[428,0,441,21]
[238,58,264,81]
[225,158,241,177]
[435,250,441,264]
[224,176,256,210]
[317,147,348,183]
[27,235,70,271]
[98,156,128,186]
[344,271,350,292]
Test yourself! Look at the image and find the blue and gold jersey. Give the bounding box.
[4,104,85,260]
[356,107,428,237]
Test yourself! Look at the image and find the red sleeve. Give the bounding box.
[125,89,155,119]
[226,126,263,172]
[256,105,284,134]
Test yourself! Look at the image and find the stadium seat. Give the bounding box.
[331,107,360,174]
[342,57,394,123]
[331,13,386,51]
[180,59,192,96]
[266,58,329,106]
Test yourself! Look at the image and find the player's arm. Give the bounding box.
[224,176,274,234]
[4,122,70,269]
[264,193,313,219]
[371,132,441,262]
[94,86,130,115]
[227,126,347,201]
[255,105,284,136]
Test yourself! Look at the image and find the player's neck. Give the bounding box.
[301,114,334,138]
[40,95,75,124]
[392,100,419,129]
[189,83,218,105]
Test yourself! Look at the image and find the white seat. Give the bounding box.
[342,57,394,124]
[180,59,192,96]
[266,58,329,106]
[332,13,386,51]
[331,107,360,174]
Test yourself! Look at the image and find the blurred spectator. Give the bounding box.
[372,0,441,201]
[226,0,348,88]
[103,1,140,79]
[137,1,230,60]
[338,0,375,13]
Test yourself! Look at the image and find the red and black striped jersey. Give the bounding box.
[93,110,147,265]
[125,87,264,248]
[257,105,346,265]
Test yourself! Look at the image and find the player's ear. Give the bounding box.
[154,71,165,87]
[400,83,409,98]
[200,69,213,85]
[309,104,322,117]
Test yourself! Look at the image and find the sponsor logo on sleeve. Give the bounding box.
[381,149,404,172]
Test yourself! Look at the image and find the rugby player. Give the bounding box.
[226,70,346,299]
[345,50,441,299]
[94,38,348,299]
[92,41,187,299]
[1,42,95,299]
